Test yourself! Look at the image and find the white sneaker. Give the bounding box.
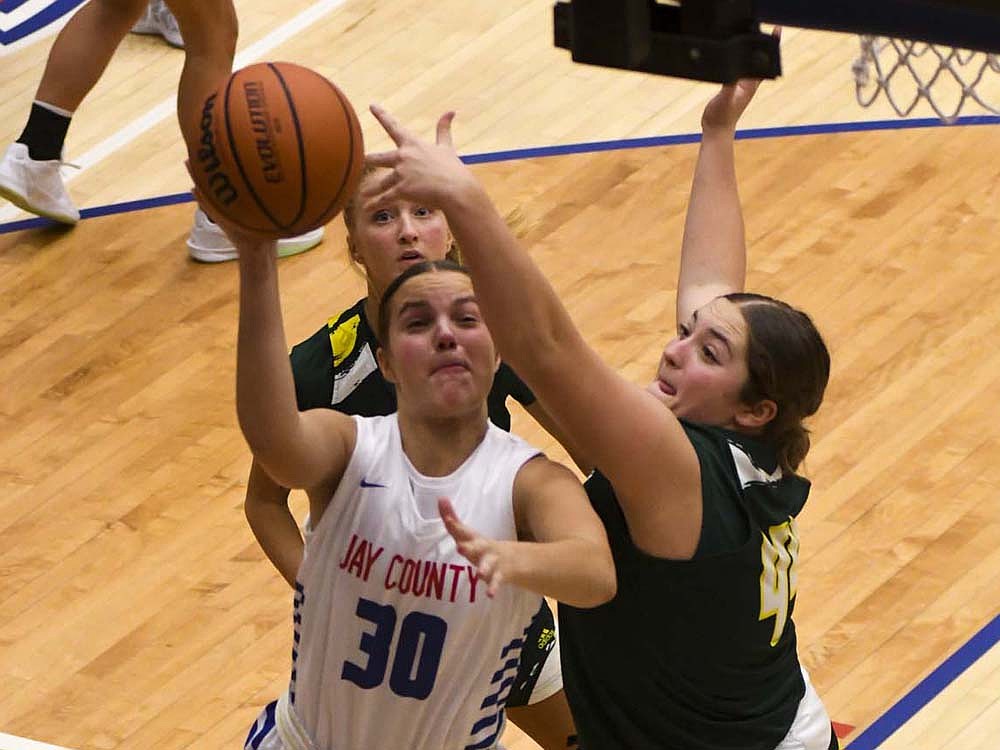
[186,208,325,263]
[0,143,79,225]
[131,0,184,49]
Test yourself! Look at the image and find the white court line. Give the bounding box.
[0,732,74,750]
[0,0,349,222]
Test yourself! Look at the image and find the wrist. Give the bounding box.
[439,170,488,216]
[497,540,528,588]
[238,240,279,277]
[701,124,737,141]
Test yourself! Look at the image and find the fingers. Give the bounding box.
[439,497,476,544]
[435,111,456,148]
[364,149,400,169]
[486,569,503,598]
[439,497,502,597]
[188,185,221,226]
[359,165,399,198]
[484,569,503,598]
[369,103,410,146]
[472,552,502,598]
[438,496,458,526]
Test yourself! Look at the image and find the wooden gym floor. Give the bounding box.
[1,2,999,748]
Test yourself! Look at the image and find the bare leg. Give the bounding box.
[163,0,239,148]
[34,0,148,112]
[506,691,579,750]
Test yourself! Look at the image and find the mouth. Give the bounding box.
[432,360,470,375]
[657,378,676,396]
[398,250,424,264]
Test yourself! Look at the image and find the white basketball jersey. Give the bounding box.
[289,414,544,750]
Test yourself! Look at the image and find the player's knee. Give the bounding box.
[169,0,239,57]
[91,0,147,20]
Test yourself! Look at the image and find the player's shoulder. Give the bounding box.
[329,299,376,366]
[485,420,540,453]
[291,298,369,364]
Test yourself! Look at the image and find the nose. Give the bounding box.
[397,213,418,244]
[663,337,685,368]
[434,317,457,350]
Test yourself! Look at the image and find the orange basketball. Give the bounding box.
[188,62,364,238]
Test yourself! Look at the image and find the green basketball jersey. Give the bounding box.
[560,420,811,749]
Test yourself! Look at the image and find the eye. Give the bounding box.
[702,346,719,363]
[678,323,691,338]
[373,209,393,224]
[404,317,428,331]
[454,306,481,326]
[414,207,432,218]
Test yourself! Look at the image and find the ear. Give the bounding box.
[493,352,501,374]
[734,398,777,431]
[347,236,363,266]
[376,345,397,385]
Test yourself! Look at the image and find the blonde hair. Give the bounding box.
[343,166,461,276]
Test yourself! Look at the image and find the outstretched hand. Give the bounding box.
[701,27,781,132]
[365,106,478,209]
[439,497,512,598]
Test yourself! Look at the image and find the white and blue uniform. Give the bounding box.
[246,414,544,750]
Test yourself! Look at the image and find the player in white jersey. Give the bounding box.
[222,210,617,750]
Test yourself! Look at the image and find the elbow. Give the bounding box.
[236,407,270,459]
[595,565,618,606]
[577,553,617,608]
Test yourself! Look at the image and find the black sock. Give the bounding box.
[17,102,72,161]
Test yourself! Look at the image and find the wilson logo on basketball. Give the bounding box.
[197,92,238,206]
[243,81,284,184]
[186,61,364,237]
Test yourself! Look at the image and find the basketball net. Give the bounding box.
[852,35,1000,122]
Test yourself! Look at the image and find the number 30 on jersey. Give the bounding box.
[759,519,799,647]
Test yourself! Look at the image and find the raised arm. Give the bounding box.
[223,211,355,496]
[522,399,593,475]
[676,78,762,323]
[367,109,702,558]
[244,459,304,588]
[439,457,615,608]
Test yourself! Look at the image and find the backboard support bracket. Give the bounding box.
[553,1,781,84]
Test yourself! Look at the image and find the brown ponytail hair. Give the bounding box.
[724,293,830,474]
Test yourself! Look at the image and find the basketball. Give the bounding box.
[188,61,364,238]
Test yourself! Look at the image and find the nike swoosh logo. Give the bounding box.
[360,478,387,489]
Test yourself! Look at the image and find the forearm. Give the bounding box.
[245,490,304,588]
[524,400,593,476]
[236,247,303,464]
[504,537,615,608]
[442,184,583,380]
[677,126,746,317]
[244,460,304,588]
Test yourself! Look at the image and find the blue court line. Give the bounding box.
[0,0,89,46]
[2,113,998,236]
[0,191,192,235]
[846,611,1000,749]
[459,114,1000,163]
[1,110,999,746]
